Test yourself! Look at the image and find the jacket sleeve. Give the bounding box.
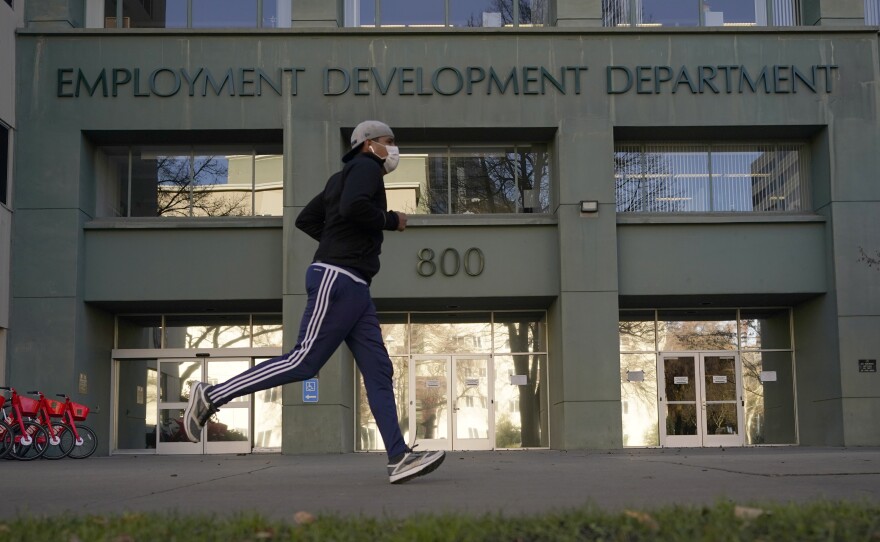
[295,192,325,241]
[339,160,399,231]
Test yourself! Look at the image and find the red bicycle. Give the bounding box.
[47,393,97,459]
[0,386,50,460]
[27,391,77,459]
[0,395,12,459]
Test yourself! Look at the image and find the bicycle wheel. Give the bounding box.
[41,422,76,459]
[67,425,97,459]
[0,420,12,459]
[10,421,49,461]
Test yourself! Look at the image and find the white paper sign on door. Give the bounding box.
[510,375,528,386]
[760,371,777,383]
[673,376,689,385]
[712,375,728,384]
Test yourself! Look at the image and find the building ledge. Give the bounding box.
[616,212,826,225]
[408,214,557,227]
[85,217,282,229]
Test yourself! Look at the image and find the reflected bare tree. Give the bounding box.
[425,150,549,214]
[614,150,686,212]
[155,156,249,217]
[465,0,547,26]
[506,321,542,446]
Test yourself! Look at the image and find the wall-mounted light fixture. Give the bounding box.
[580,200,599,213]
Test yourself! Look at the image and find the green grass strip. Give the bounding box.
[0,501,878,542]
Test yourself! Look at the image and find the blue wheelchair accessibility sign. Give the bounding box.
[303,378,319,403]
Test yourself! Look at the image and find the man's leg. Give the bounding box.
[182,266,366,442]
[346,294,446,483]
[345,298,407,460]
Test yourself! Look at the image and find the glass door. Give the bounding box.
[658,352,744,447]
[410,355,494,451]
[659,354,701,447]
[701,354,742,447]
[452,356,493,451]
[411,356,450,450]
[156,358,251,454]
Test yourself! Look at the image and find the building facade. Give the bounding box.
[0,0,22,392]
[8,0,880,456]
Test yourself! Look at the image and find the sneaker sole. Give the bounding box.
[389,452,446,484]
[182,385,205,443]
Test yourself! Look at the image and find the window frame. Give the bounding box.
[0,121,9,207]
[96,143,283,218]
[614,141,811,214]
[347,0,549,28]
[387,142,552,216]
[602,0,800,27]
[94,0,291,29]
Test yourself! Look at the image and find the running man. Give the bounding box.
[182,120,445,484]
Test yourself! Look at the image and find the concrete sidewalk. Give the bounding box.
[1,447,878,519]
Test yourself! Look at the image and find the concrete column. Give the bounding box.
[25,0,84,29]
[292,0,343,28]
[552,0,603,27]
[800,0,865,25]
[548,117,622,449]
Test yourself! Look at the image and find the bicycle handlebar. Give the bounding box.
[26,390,40,395]
[0,387,9,390]
[56,394,67,398]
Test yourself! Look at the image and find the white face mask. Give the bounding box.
[370,140,400,174]
[382,145,400,173]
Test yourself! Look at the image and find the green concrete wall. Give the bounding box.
[11,26,880,452]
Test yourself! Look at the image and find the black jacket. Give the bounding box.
[295,152,400,283]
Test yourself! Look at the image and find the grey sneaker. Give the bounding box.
[387,446,445,484]
[182,382,216,443]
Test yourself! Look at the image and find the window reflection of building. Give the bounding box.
[603,0,798,27]
[614,143,809,213]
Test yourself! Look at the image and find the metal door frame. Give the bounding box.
[409,354,494,451]
[658,351,744,447]
[156,358,251,455]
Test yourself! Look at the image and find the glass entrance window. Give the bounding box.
[621,353,659,446]
[357,311,550,451]
[620,308,796,447]
[494,354,546,448]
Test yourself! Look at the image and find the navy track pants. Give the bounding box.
[206,263,406,459]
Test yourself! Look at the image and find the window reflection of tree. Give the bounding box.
[464,0,547,26]
[615,149,688,213]
[504,321,542,447]
[422,148,549,215]
[155,155,249,217]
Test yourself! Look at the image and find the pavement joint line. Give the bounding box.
[643,459,880,477]
[84,465,279,506]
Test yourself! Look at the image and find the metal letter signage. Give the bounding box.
[56,64,839,99]
[417,248,485,277]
